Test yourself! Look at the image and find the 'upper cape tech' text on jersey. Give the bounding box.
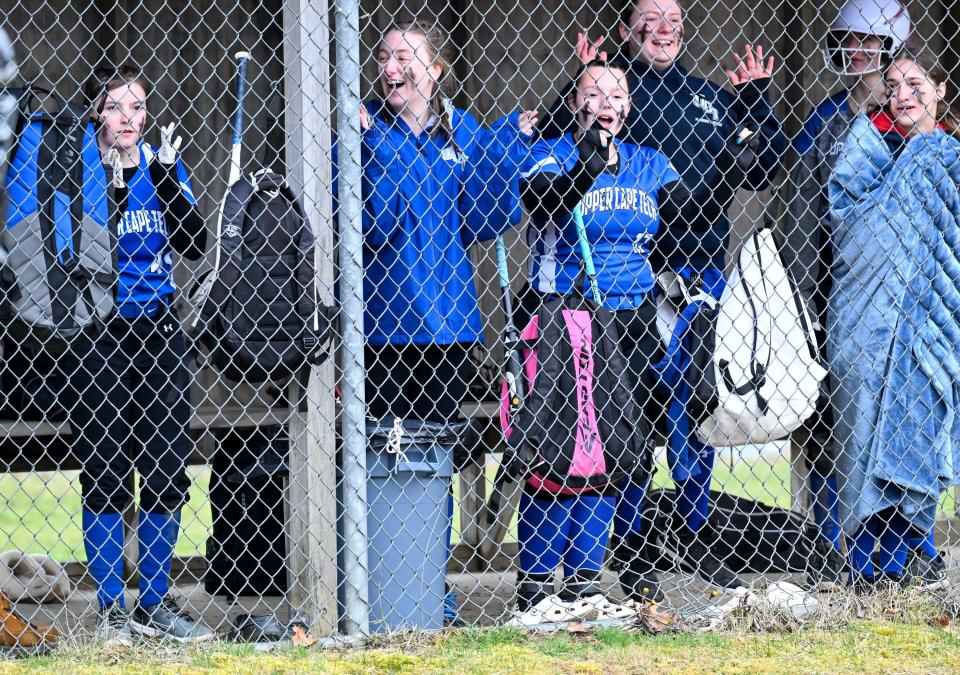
[523,133,680,311]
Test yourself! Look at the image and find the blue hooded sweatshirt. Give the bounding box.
[335,102,529,346]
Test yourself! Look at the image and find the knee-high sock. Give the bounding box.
[809,473,841,550]
[847,517,880,580]
[138,511,181,608]
[564,495,616,575]
[676,445,715,533]
[613,478,646,539]
[876,514,910,576]
[82,511,126,610]
[518,493,572,575]
[907,529,938,557]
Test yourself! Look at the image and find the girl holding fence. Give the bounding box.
[352,19,534,423]
[339,19,535,626]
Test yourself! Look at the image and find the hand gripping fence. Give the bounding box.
[0,0,958,652]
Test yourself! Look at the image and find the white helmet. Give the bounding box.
[823,0,911,75]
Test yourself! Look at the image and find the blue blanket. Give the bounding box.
[827,115,960,536]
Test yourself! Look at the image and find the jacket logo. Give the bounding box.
[440,145,467,165]
[692,94,722,127]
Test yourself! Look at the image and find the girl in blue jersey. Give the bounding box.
[535,0,784,599]
[68,64,211,644]
[511,60,756,623]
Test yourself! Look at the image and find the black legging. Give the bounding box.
[363,342,474,422]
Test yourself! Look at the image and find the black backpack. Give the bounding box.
[189,170,332,383]
[638,488,818,574]
[502,293,653,492]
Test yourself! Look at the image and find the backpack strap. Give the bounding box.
[506,298,568,471]
[217,175,256,279]
[35,107,77,334]
[61,112,102,324]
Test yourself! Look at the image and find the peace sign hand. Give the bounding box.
[575,32,608,65]
[725,44,775,86]
[158,122,182,165]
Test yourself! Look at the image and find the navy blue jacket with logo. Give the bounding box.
[540,56,786,272]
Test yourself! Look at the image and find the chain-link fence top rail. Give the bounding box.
[0,0,957,647]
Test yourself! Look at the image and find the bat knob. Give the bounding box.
[235,51,251,60]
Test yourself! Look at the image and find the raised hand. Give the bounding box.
[104,148,125,188]
[360,104,371,131]
[725,44,775,86]
[575,31,608,65]
[518,110,539,137]
[158,122,182,165]
[578,126,613,176]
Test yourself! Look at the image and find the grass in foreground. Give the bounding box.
[4,619,960,674]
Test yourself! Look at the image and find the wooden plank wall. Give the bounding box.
[1,0,952,396]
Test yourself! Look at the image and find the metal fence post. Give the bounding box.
[335,0,370,637]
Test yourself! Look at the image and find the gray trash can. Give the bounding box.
[339,418,470,633]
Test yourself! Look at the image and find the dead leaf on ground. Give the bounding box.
[291,624,318,647]
[565,621,590,634]
[929,615,952,629]
[638,604,689,634]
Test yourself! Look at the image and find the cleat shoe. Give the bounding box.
[676,525,745,590]
[904,549,950,591]
[95,601,132,647]
[806,541,846,591]
[613,536,666,604]
[506,594,590,627]
[130,595,215,643]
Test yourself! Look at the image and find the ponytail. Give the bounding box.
[936,101,960,140]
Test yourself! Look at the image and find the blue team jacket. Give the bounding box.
[336,101,528,346]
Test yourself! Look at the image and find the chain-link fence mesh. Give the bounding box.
[0,0,958,649]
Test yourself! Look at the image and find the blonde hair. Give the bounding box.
[384,19,458,149]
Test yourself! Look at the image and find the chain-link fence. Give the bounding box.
[0,0,959,652]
